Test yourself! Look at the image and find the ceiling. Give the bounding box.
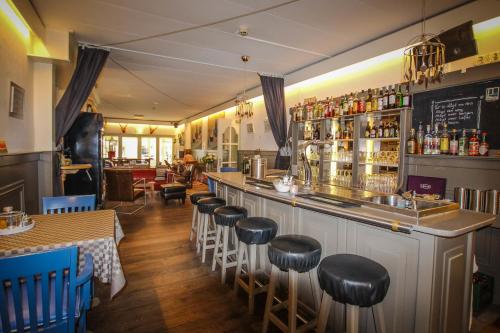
[32,0,470,122]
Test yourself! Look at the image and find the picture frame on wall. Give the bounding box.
[9,82,24,119]
[246,123,254,133]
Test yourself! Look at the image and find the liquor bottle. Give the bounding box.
[390,121,396,138]
[359,90,366,113]
[449,129,458,155]
[313,123,320,140]
[378,89,384,111]
[388,86,396,109]
[352,92,359,114]
[394,120,399,138]
[370,123,376,138]
[334,99,340,117]
[417,122,425,154]
[366,89,372,112]
[458,129,468,156]
[365,122,371,138]
[468,129,480,156]
[383,121,390,138]
[396,85,403,108]
[383,87,389,110]
[424,125,432,155]
[348,93,354,115]
[432,123,440,155]
[335,123,341,139]
[402,86,411,107]
[439,123,450,154]
[407,128,417,154]
[372,89,378,112]
[479,131,489,156]
[377,122,383,138]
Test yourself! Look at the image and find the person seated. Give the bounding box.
[183,149,195,163]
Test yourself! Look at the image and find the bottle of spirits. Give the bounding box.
[378,89,384,111]
[479,131,489,156]
[396,85,403,108]
[402,86,411,107]
[388,86,396,109]
[353,92,359,114]
[407,128,417,154]
[394,120,399,138]
[432,123,441,154]
[468,129,480,156]
[359,90,366,113]
[370,123,376,138]
[372,89,378,112]
[458,129,468,156]
[424,125,432,155]
[335,123,342,139]
[439,123,450,154]
[365,122,371,138]
[313,123,320,140]
[383,121,390,138]
[383,87,389,110]
[389,121,396,138]
[417,122,424,154]
[348,93,354,115]
[449,129,458,155]
[377,121,384,138]
[366,89,372,113]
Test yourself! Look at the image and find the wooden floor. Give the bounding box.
[88,183,500,333]
[88,185,265,333]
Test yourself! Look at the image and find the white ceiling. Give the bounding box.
[32,0,469,122]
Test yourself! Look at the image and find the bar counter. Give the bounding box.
[206,171,495,333]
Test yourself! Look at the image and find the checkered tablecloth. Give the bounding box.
[0,210,126,299]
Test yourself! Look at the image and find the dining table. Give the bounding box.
[0,209,126,299]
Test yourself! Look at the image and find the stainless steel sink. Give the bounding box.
[364,195,458,218]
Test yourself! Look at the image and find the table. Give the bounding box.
[0,210,125,299]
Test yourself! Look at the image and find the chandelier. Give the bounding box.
[235,55,253,119]
[403,0,446,88]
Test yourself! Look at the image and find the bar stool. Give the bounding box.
[316,254,390,333]
[197,197,226,263]
[262,235,322,333]
[188,192,216,247]
[212,206,248,284]
[234,217,278,315]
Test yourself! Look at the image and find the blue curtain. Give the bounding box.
[259,75,288,169]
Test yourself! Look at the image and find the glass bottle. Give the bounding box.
[407,128,417,154]
[352,92,359,114]
[417,122,425,154]
[366,89,372,113]
[365,122,371,138]
[394,120,399,138]
[348,93,354,115]
[396,85,403,108]
[389,121,396,138]
[458,129,468,156]
[383,121,390,138]
[378,88,384,111]
[449,129,458,155]
[359,90,366,113]
[479,131,489,156]
[370,123,377,138]
[424,124,432,155]
[377,121,383,138]
[383,87,389,110]
[439,123,450,154]
[402,86,411,107]
[388,85,396,109]
[432,123,440,155]
[468,129,480,156]
[372,89,378,112]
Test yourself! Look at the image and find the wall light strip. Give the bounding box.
[0,0,30,38]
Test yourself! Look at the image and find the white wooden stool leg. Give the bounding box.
[234,242,246,293]
[189,207,197,241]
[316,291,332,333]
[288,269,299,333]
[212,225,222,271]
[346,304,359,333]
[262,265,279,333]
[373,303,387,333]
[201,214,209,263]
[196,210,202,254]
[259,244,266,271]
[221,226,229,284]
[248,244,257,314]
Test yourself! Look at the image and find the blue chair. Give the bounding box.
[0,246,93,333]
[42,195,96,214]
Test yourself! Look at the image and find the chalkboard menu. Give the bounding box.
[412,78,500,149]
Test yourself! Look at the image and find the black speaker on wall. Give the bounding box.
[438,21,478,63]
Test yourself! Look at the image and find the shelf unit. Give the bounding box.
[291,107,411,193]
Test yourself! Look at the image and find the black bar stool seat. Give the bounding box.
[190,191,216,205]
[214,206,247,227]
[268,234,322,273]
[318,254,390,307]
[316,254,390,333]
[197,197,226,214]
[235,217,278,245]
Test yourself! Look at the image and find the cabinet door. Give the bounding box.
[216,183,225,199]
[352,223,419,333]
[241,193,261,216]
[226,187,240,206]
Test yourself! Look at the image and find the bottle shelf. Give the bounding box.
[359,162,399,168]
[293,107,411,123]
[359,137,400,142]
[323,159,353,163]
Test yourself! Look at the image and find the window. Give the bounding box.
[103,136,119,159]
[121,137,138,158]
[159,137,173,165]
[140,137,157,166]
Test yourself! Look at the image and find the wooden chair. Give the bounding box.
[0,246,93,333]
[104,169,146,214]
[42,195,96,214]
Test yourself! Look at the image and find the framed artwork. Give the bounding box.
[9,82,24,119]
[247,123,254,133]
[207,112,224,150]
[191,120,202,150]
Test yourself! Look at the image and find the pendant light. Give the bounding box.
[403,0,446,88]
[235,55,253,119]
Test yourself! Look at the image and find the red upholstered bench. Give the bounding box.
[131,168,171,191]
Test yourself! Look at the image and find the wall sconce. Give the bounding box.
[149,126,158,135]
[119,124,128,134]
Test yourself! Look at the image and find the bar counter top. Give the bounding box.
[206,172,495,238]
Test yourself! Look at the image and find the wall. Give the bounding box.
[0,15,35,152]
[103,122,176,136]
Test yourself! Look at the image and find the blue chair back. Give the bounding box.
[42,195,96,214]
[220,167,238,172]
[208,178,215,193]
[0,247,79,333]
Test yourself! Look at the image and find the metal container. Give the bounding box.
[454,187,470,209]
[485,190,499,215]
[250,157,267,179]
[470,189,486,212]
